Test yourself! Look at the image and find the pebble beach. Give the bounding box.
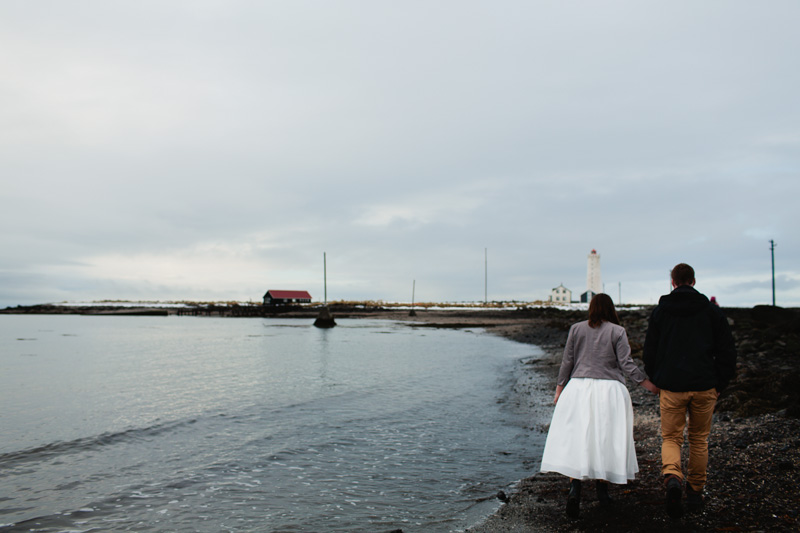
[465,305,800,533]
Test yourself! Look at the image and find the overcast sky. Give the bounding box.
[2,1,798,308]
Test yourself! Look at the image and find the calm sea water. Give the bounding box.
[0,315,548,532]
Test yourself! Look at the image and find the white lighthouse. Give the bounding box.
[582,249,602,303]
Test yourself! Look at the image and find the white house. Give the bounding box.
[550,284,572,304]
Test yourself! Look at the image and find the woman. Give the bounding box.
[540,293,658,517]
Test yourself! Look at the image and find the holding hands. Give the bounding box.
[555,380,659,405]
[641,379,660,395]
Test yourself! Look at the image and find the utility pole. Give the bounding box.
[409,279,417,317]
[314,252,336,328]
[770,240,776,306]
[484,248,488,305]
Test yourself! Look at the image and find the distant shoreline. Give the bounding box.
[1,300,582,315]
[0,301,592,320]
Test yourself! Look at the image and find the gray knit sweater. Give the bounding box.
[556,320,647,387]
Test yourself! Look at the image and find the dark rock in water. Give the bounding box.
[313,317,336,328]
[313,306,336,328]
[497,490,509,503]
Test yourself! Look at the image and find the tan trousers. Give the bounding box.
[659,388,717,492]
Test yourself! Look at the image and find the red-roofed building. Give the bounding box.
[263,290,312,306]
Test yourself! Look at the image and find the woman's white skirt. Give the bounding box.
[540,378,638,484]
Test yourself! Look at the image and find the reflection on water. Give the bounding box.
[0,315,547,532]
[317,326,332,385]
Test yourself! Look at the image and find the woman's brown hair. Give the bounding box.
[588,293,620,328]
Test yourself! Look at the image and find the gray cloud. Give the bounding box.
[2,1,799,308]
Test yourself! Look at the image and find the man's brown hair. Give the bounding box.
[671,263,695,287]
[588,293,620,328]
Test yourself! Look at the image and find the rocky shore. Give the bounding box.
[463,305,800,533]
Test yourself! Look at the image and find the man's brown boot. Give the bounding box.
[686,485,704,513]
[665,475,683,518]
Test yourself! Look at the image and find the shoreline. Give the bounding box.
[465,306,800,533]
[4,304,799,531]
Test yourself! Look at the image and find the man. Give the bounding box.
[643,263,737,518]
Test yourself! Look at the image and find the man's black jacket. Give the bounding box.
[643,285,737,392]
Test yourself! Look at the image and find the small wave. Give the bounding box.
[0,418,198,468]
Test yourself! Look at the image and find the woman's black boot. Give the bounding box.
[596,481,612,508]
[566,479,581,518]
